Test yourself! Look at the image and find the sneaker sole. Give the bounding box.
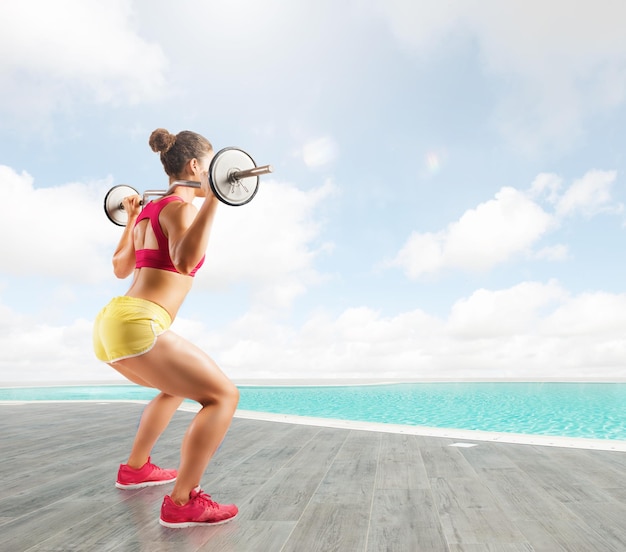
[116,477,176,490]
[159,513,238,528]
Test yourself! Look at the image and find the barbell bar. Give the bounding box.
[103,147,273,226]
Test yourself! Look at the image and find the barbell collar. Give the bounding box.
[231,165,273,181]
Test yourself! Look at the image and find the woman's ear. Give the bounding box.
[185,158,200,176]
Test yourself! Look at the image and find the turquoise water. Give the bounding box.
[1,382,625,441]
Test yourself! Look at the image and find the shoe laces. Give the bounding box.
[145,458,171,475]
[192,487,219,509]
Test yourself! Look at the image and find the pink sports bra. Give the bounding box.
[134,196,205,277]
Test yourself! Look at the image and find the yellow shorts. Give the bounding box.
[93,296,172,363]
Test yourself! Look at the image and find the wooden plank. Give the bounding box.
[477,468,578,521]
[421,444,479,480]
[447,544,534,551]
[431,476,528,546]
[366,489,449,552]
[457,442,517,470]
[564,501,626,551]
[282,426,347,470]
[238,466,330,522]
[311,430,379,504]
[512,519,569,552]
[376,433,430,490]
[3,498,116,552]
[531,517,622,552]
[281,502,370,552]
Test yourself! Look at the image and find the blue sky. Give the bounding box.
[2,0,626,382]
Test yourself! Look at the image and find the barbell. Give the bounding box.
[104,147,273,226]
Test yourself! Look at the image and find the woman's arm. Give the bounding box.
[112,194,142,279]
[166,176,220,275]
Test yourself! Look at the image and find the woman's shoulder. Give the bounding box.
[159,197,198,227]
[155,194,185,206]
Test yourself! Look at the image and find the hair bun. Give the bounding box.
[149,128,177,154]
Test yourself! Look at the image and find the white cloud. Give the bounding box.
[388,169,622,279]
[533,244,569,262]
[0,165,121,283]
[4,280,626,382]
[541,291,626,336]
[301,137,339,169]
[389,186,553,278]
[0,0,167,119]
[530,169,622,219]
[370,0,626,153]
[3,0,625,155]
[196,178,335,309]
[365,0,467,57]
[172,288,625,378]
[0,313,110,383]
[529,173,563,203]
[447,280,567,338]
[555,170,621,218]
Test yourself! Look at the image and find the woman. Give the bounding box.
[93,128,240,528]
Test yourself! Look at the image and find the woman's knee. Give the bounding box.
[156,391,184,404]
[219,381,239,409]
[157,391,179,399]
[229,383,240,406]
[198,381,239,409]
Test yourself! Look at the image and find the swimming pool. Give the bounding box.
[1,382,625,443]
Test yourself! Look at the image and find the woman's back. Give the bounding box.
[125,196,200,320]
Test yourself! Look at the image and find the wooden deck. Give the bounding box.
[1,402,625,551]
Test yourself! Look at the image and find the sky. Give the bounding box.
[2,0,626,383]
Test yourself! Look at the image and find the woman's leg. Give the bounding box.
[127,392,184,468]
[114,330,239,505]
[108,363,184,469]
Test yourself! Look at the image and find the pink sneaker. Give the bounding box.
[115,457,177,489]
[159,487,238,528]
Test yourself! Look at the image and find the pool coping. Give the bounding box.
[3,399,625,452]
[3,377,626,387]
[230,409,626,452]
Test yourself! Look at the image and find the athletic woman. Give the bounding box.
[93,128,239,528]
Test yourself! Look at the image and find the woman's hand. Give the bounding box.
[122,194,142,221]
[199,170,216,201]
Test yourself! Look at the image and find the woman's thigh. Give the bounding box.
[109,361,155,388]
[114,330,236,404]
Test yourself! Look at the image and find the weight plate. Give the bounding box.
[209,147,259,206]
[104,184,139,226]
